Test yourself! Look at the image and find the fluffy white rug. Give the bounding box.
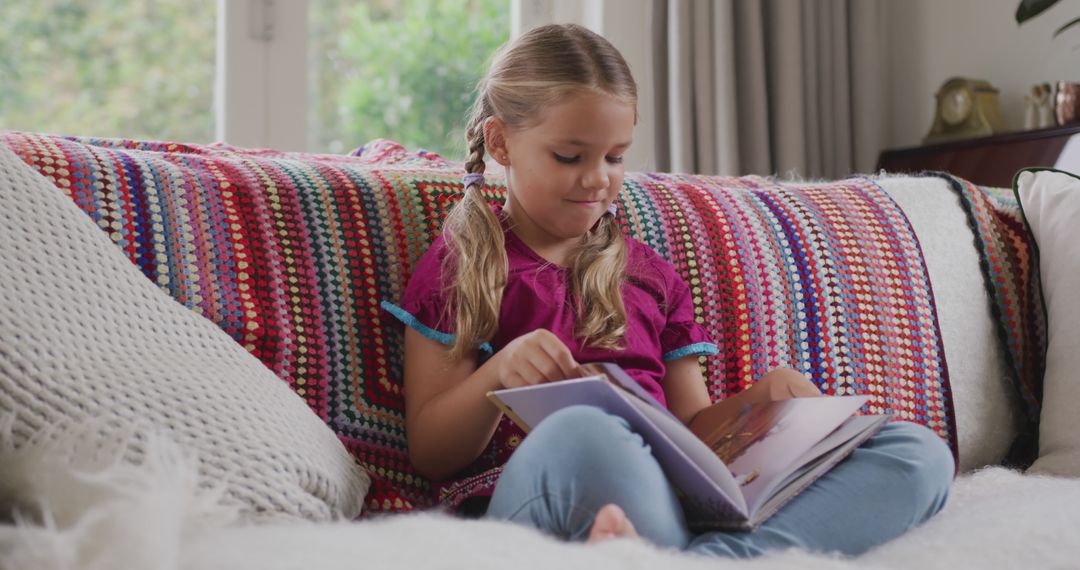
[1,419,1079,570]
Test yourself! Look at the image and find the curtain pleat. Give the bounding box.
[653,0,881,178]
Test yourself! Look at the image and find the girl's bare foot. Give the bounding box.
[586,503,639,543]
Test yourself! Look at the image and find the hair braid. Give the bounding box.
[442,105,508,361]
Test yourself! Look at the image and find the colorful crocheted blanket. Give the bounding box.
[2,131,974,514]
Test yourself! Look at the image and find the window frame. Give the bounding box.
[216,0,308,151]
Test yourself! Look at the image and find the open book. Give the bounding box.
[486,363,890,531]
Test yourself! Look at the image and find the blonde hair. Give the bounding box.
[442,23,637,361]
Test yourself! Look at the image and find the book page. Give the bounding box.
[752,414,890,514]
[720,396,870,514]
[747,414,889,526]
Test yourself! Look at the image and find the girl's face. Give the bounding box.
[491,90,635,248]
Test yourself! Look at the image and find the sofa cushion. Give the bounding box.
[0,133,958,513]
[878,177,1024,470]
[0,143,370,522]
[1015,168,1080,477]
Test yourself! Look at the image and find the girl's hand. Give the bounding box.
[757,368,822,401]
[494,329,582,389]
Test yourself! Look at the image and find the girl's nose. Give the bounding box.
[581,161,609,191]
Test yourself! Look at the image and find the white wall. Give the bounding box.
[886,0,1080,150]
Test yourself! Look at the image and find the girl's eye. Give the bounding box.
[553,153,624,164]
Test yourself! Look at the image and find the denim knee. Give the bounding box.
[518,405,642,476]
[526,405,631,451]
[491,405,690,546]
[879,421,955,520]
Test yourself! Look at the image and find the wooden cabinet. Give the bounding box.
[877,124,1080,188]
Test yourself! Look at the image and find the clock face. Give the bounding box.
[940,87,973,126]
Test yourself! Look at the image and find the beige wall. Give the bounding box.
[885,0,1080,150]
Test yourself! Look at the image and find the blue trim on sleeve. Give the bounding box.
[380,301,493,355]
[662,342,719,361]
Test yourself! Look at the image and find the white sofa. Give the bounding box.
[0,133,1078,569]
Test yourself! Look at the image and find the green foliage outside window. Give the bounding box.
[0,0,216,143]
[309,0,509,157]
[0,0,508,157]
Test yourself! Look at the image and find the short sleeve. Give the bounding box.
[380,237,493,355]
[655,256,718,362]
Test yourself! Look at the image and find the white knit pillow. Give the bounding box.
[1017,168,1080,477]
[0,144,370,522]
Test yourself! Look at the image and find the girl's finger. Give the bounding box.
[537,335,579,379]
[522,352,559,384]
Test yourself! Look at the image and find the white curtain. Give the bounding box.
[651,0,884,178]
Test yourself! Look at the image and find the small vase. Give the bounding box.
[1055,81,1080,125]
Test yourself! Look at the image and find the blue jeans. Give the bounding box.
[486,405,953,558]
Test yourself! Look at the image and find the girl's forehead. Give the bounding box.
[529,91,636,146]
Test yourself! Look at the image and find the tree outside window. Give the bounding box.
[308,0,510,157]
[0,0,216,143]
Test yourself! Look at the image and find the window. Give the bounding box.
[308,0,510,156]
[1,0,509,155]
[0,0,216,143]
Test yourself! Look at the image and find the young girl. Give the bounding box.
[384,23,953,558]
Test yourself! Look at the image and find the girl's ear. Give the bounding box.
[484,117,511,166]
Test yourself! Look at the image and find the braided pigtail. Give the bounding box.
[442,103,509,361]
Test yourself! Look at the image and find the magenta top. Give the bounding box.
[382,209,718,511]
